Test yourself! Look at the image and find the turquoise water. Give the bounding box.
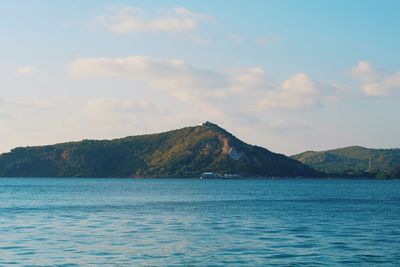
[0,178,399,266]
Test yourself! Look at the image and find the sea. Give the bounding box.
[0,178,399,266]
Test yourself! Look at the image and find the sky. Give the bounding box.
[0,0,400,155]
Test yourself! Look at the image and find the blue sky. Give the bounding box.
[0,0,399,155]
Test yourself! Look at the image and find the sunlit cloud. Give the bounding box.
[69,56,329,111]
[350,60,400,96]
[16,66,48,80]
[17,66,36,76]
[69,56,227,102]
[258,73,320,110]
[87,6,212,34]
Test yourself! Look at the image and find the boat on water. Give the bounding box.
[200,172,221,179]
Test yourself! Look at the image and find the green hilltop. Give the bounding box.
[0,122,319,178]
[292,146,400,179]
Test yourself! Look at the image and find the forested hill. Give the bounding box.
[292,146,400,178]
[0,122,319,178]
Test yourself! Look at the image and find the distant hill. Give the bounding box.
[292,146,400,178]
[0,122,320,178]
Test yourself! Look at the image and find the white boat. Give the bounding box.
[200,172,221,179]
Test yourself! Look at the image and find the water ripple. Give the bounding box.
[0,178,399,266]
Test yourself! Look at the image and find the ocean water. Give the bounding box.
[0,178,399,266]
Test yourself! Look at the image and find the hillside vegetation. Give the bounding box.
[292,146,400,178]
[0,122,319,178]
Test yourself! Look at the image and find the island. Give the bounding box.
[0,122,319,178]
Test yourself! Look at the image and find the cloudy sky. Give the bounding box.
[1,0,399,155]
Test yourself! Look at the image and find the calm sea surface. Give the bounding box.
[0,178,399,266]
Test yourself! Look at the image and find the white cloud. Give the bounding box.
[69,56,227,102]
[69,98,159,137]
[69,56,327,111]
[87,6,211,34]
[16,66,48,79]
[230,67,271,92]
[258,73,320,110]
[350,60,400,96]
[17,66,35,76]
